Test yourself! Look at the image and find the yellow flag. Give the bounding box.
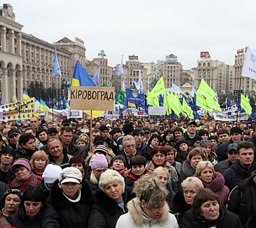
[205,97,222,112]
[169,93,182,115]
[197,79,215,99]
[240,94,252,115]
[196,92,213,112]
[147,91,159,107]
[182,98,194,119]
[150,77,165,97]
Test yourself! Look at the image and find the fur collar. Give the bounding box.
[127,198,170,226]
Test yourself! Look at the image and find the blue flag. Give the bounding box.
[52,48,62,78]
[92,67,100,86]
[71,61,96,86]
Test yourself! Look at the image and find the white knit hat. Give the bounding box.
[42,164,62,184]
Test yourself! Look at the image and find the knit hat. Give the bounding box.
[1,189,22,208]
[208,135,218,143]
[42,164,62,184]
[94,136,105,145]
[48,128,58,134]
[59,167,82,184]
[69,155,85,166]
[0,146,16,159]
[111,155,127,167]
[94,145,107,155]
[200,140,211,147]
[176,139,188,149]
[230,127,243,135]
[91,154,108,170]
[11,159,31,172]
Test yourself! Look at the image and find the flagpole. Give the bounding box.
[89,110,93,151]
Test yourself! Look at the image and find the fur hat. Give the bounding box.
[0,146,16,159]
[59,167,82,184]
[230,127,242,135]
[94,136,105,145]
[91,154,108,170]
[42,164,63,184]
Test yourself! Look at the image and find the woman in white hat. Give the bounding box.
[42,167,93,228]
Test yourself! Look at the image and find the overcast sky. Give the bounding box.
[4,0,256,69]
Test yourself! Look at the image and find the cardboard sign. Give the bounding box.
[70,86,115,111]
[0,98,36,121]
[67,110,83,119]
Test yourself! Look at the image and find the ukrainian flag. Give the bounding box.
[39,99,52,112]
[71,61,96,86]
[23,90,30,100]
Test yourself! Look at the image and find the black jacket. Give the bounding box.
[42,179,93,228]
[214,159,233,175]
[7,207,43,228]
[223,160,256,190]
[228,176,256,227]
[48,152,72,169]
[88,190,128,228]
[181,207,242,228]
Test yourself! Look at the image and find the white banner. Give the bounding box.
[213,112,249,121]
[67,110,83,119]
[241,47,256,80]
[148,107,166,116]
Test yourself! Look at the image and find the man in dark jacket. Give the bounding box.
[181,121,198,146]
[223,141,256,190]
[133,129,150,161]
[214,142,239,174]
[228,170,256,227]
[15,133,37,160]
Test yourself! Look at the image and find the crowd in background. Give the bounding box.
[0,115,254,227]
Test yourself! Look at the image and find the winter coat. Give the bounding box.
[136,142,151,161]
[42,179,93,228]
[223,160,256,190]
[88,190,128,228]
[214,159,233,174]
[63,143,81,156]
[8,173,42,192]
[180,206,242,228]
[15,145,36,160]
[7,207,43,228]
[116,198,179,228]
[180,160,196,181]
[196,172,229,204]
[0,211,11,228]
[0,181,9,199]
[182,133,198,147]
[228,176,256,227]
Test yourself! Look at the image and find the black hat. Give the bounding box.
[176,139,188,148]
[133,128,144,136]
[0,146,16,159]
[8,129,21,138]
[99,125,109,132]
[143,127,150,133]
[122,123,134,134]
[109,128,122,135]
[227,143,238,153]
[48,128,58,134]
[94,135,105,145]
[187,121,197,127]
[208,135,218,142]
[230,127,243,135]
[111,155,127,167]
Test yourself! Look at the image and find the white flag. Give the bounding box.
[114,56,124,76]
[171,83,182,94]
[241,47,256,80]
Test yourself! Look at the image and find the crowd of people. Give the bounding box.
[0,115,254,227]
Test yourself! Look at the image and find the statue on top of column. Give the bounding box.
[0,4,15,21]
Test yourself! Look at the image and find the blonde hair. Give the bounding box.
[30,150,49,170]
[181,176,204,190]
[99,169,125,192]
[153,167,170,179]
[195,161,214,176]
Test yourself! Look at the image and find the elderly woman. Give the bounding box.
[172,177,204,225]
[181,188,242,228]
[7,187,45,228]
[195,161,229,204]
[180,147,207,181]
[30,150,49,176]
[0,189,22,218]
[88,169,128,228]
[116,174,178,228]
[8,159,42,192]
[42,167,93,228]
